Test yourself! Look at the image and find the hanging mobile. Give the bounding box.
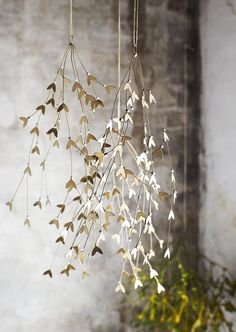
[108,0,177,293]
[7,0,177,290]
[7,0,116,278]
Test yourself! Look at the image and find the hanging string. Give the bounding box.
[183,44,188,231]
[133,0,139,53]
[117,0,121,131]
[69,0,73,43]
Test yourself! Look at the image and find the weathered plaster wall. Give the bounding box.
[200,2,236,327]
[200,0,236,276]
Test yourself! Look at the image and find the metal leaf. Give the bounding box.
[47,127,58,137]
[57,103,68,113]
[91,246,103,256]
[36,105,46,115]
[19,116,28,127]
[43,269,52,278]
[47,82,56,93]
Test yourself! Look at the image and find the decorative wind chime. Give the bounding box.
[7,0,177,294]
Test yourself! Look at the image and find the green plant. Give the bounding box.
[124,240,236,332]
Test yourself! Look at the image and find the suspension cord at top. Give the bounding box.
[133,0,139,54]
[117,0,121,131]
[69,0,73,43]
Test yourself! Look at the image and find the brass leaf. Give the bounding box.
[36,105,46,115]
[60,268,69,276]
[87,74,97,86]
[66,139,77,149]
[87,176,93,184]
[68,264,75,271]
[46,98,55,107]
[19,117,28,127]
[117,215,125,223]
[6,201,13,211]
[91,246,103,256]
[43,269,52,278]
[64,222,74,232]
[75,134,83,144]
[153,147,164,159]
[60,264,75,277]
[103,222,110,231]
[73,196,82,203]
[77,252,85,264]
[72,81,83,92]
[33,200,42,209]
[104,85,116,94]
[112,188,121,196]
[136,210,145,221]
[159,192,169,201]
[86,133,97,143]
[94,152,104,165]
[30,126,39,136]
[47,82,56,93]
[116,166,126,179]
[47,127,58,137]
[31,145,40,155]
[80,115,88,125]
[49,219,59,229]
[85,95,96,105]
[117,247,125,255]
[103,192,110,200]
[79,225,88,234]
[82,271,90,279]
[66,178,77,192]
[24,218,30,227]
[125,168,134,177]
[57,103,68,113]
[53,140,59,148]
[91,99,104,109]
[122,271,130,278]
[57,204,65,213]
[24,166,32,176]
[56,236,65,244]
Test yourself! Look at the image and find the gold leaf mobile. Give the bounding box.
[7,0,177,294]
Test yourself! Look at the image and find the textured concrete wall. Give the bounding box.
[200,0,236,326]
[0,0,198,331]
[131,0,200,265]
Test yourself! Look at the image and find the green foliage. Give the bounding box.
[125,241,236,332]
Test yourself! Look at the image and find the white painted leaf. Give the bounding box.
[134,278,143,289]
[168,209,175,220]
[150,268,158,279]
[115,282,126,293]
[164,248,170,259]
[157,280,165,294]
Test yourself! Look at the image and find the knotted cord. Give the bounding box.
[118,0,121,131]
[69,0,73,43]
[133,0,139,54]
